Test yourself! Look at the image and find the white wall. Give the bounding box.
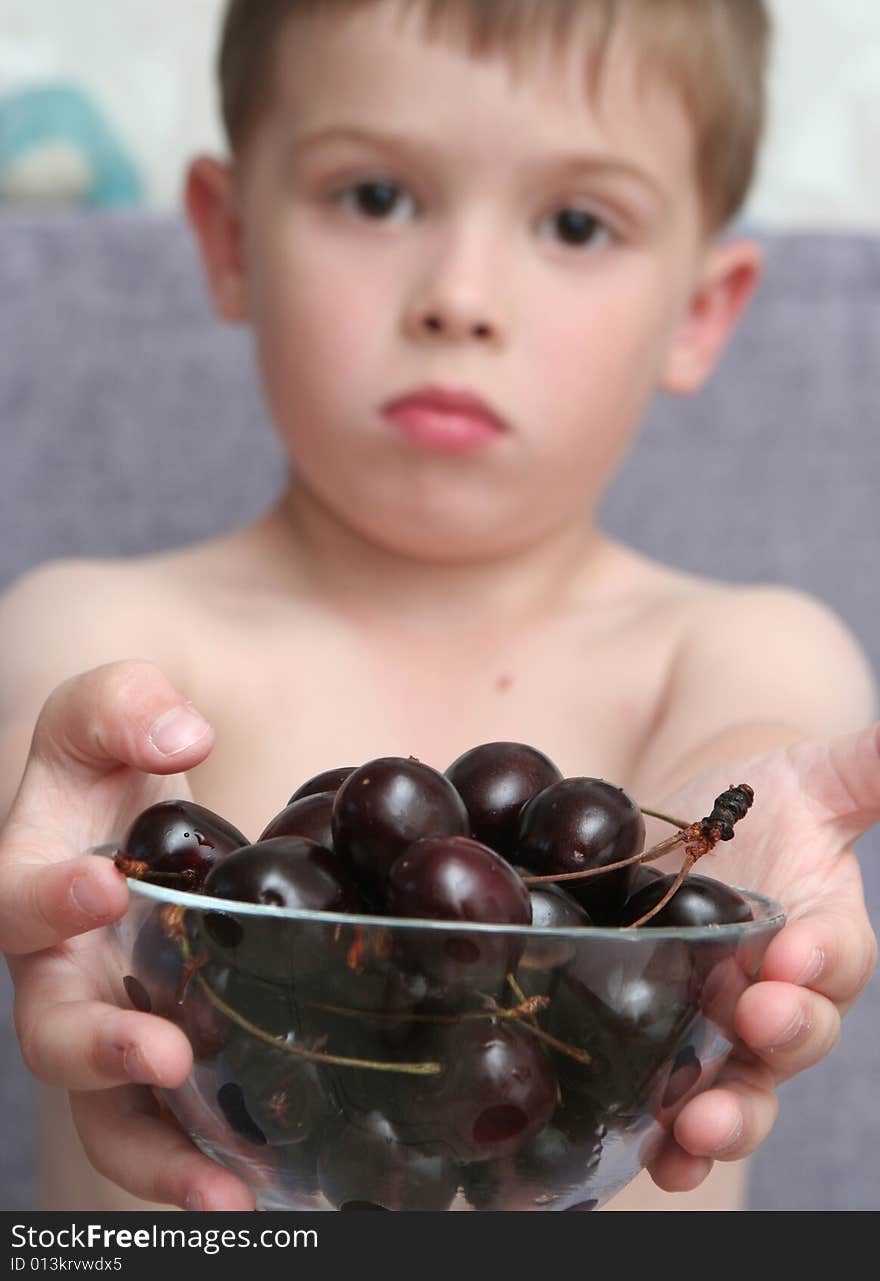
[1,0,878,227]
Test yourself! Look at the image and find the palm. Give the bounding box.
[640,725,879,1192]
[647,734,873,931]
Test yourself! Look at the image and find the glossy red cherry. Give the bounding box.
[121,800,248,890]
[516,778,644,923]
[386,835,532,993]
[445,741,563,857]
[289,767,357,804]
[622,872,754,928]
[259,791,334,848]
[199,836,366,981]
[331,756,470,887]
[318,1113,459,1211]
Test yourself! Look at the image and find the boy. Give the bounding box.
[0,0,877,1212]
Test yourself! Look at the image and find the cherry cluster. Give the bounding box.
[117,741,757,1211]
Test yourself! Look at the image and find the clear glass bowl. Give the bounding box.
[107,874,785,1211]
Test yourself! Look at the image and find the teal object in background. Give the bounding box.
[0,83,143,207]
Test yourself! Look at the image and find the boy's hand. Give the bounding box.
[642,724,880,1192]
[0,661,256,1211]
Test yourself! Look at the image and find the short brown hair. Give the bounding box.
[218,0,771,230]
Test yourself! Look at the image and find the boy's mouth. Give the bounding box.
[381,385,508,454]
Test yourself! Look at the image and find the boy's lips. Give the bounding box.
[381,385,509,453]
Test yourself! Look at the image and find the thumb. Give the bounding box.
[799,721,880,847]
[0,659,214,954]
[29,658,213,784]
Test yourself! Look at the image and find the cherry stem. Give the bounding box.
[506,973,541,1031]
[505,974,563,1102]
[481,994,592,1067]
[114,855,198,889]
[625,852,698,928]
[638,806,689,830]
[304,994,549,1028]
[520,832,684,887]
[520,783,755,890]
[175,927,441,1076]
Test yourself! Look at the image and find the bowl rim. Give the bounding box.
[121,874,787,943]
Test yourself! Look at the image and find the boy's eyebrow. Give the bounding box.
[286,124,668,206]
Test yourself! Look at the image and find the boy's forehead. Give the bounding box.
[265,1,697,193]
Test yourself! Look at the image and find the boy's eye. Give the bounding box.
[542,208,612,250]
[336,180,416,222]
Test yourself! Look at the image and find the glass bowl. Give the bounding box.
[107,873,784,1212]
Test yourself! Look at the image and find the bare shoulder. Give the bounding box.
[0,553,194,723]
[626,571,879,798]
[674,579,878,732]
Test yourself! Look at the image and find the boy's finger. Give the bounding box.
[645,1134,714,1194]
[798,721,880,844]
[0,852,129,954]
[758,912,878,1011]
[15,995,194,1092]
[24,658,213,788]
[733,981,842,1081]
[671,1065,779,1162]
[71,1086,257,1212]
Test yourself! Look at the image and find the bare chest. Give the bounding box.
[178,607,679,843]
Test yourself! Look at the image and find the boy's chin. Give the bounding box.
[347,507,553,567]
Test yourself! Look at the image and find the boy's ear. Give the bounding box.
[184,156,249,324]
[660,238,764,396]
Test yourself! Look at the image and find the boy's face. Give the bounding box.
[190,1,759,564]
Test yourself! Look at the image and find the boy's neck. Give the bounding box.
[254,478,624,636]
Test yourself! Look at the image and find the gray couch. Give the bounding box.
[1,212,878,1211]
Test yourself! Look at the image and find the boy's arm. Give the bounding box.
[0,563,254,1210]
[629,585,878,804]
[626,584,879,1194]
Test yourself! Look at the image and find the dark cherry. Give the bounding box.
[121,800,248,890]
[331,756,469,888]
[445,741,562,857]
[199,837,366,981]
[212,968,303,1041]
[463,1107,605,1210]
[625,862,667,899]
[385,835,532,993]
[520,881,592,972]
[259,791,335,848]
[621,872,754,928]
[397,1020,559,1164]
[516,778,645,924]
[326,1019,559,1165]
[289,767,357,804]
[318,1113,459,1211]
[215,1027,334,1146]
[202,836,361,911]
[387,835,531,925]
[542,939,699,1114]
[126,904,229,1061]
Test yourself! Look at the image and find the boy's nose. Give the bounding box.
[418,311,496,342]
[403,237,506,346]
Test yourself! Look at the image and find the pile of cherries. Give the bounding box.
[116,741,757,1211]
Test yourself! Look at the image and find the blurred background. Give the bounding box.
[1,0,878,1214]
[0,0,877,224]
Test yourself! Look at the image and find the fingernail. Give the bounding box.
[185,1191,204,1212]
[710,1116,744,1156]
[149,704,210,757]
[123,1044,157,1084]
[762,1008,806,1052]
[797,948,824,986]
[70,875,111,922]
